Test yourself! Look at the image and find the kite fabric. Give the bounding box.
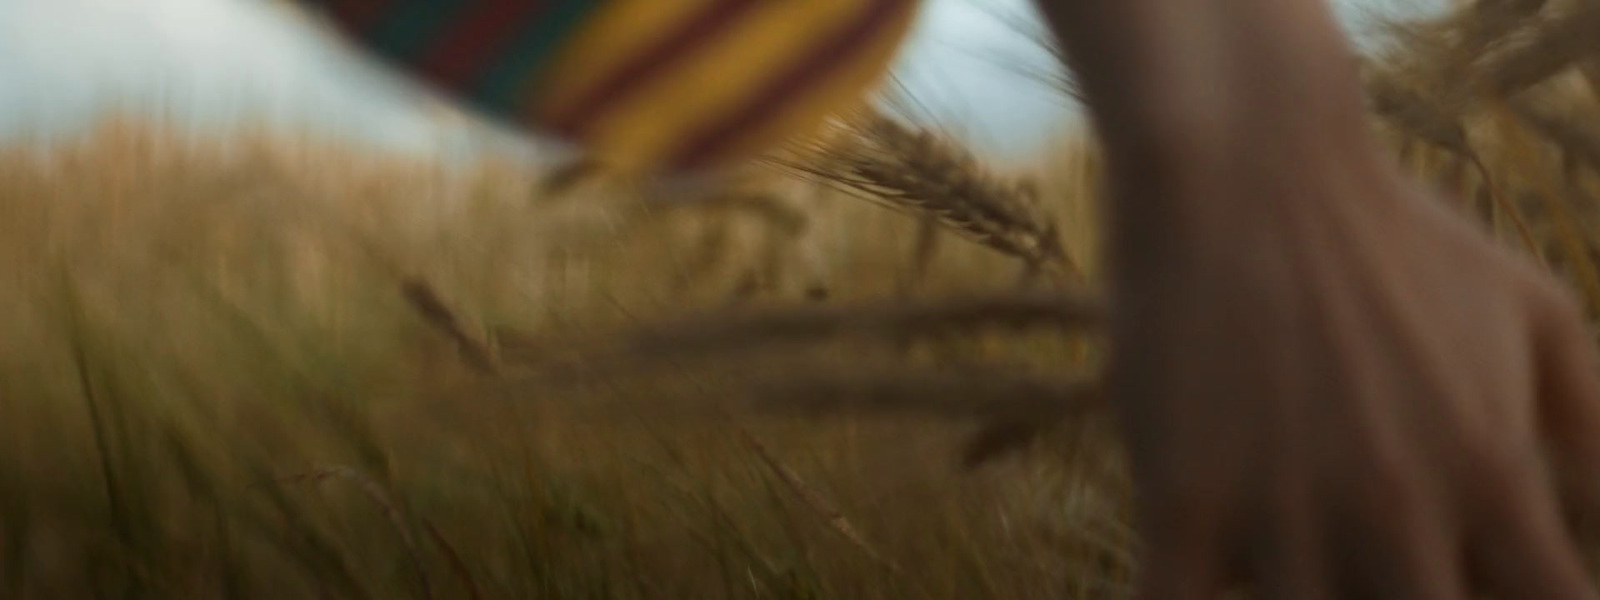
[298,0,921,174]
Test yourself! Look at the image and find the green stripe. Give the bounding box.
[471,0,603,117]
[368,0,473,60]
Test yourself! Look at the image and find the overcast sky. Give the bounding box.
[0,0,1448,162]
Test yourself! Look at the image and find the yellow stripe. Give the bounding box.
[580,1,862,170]
[531,0,720,118]
[692,2,918,166]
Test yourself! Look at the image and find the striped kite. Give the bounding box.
[298,0,921,175]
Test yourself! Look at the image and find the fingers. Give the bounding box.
[1322,442,1467,600]
[1342,491,1468,599]
[1135,503,1229,600]
[1476,298,1600,600]
[1534,294,1600,521]
[1372,519,1468,600]
[1255,495,1332,600]
[1470,454,1598,600]
[1136,537,1226,600]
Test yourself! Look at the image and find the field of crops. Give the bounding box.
[6,3,1600,598]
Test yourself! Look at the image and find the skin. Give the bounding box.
[1033,0,1600,597]
[319,0,1598,593]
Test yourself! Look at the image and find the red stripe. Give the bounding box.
[414,0,555,88]
[669,0,910,169]
[323,0,399,33]
[548,0,764,137]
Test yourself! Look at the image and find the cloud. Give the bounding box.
[890,0,1067,157]
[0,0,461,153]
[0,0,1450,161]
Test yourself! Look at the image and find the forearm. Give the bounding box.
[1036,0,1374,163]
[1033,1,1391,276]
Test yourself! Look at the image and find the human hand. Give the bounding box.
[1108,153,1600,598]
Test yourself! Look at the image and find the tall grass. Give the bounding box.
[10,3,1600,597]
[0,116,1113,599]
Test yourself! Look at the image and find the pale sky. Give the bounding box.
[0,0,1447,162]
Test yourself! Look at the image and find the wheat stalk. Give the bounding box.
[1487,99,1600,316]
[401,279,498,376]
[280,465,433,600]
[1364,65,1545,255]
[747,367,1103,466]
[1510,99,1600,175]
[723,416,901,573]
[1473,4,1600,98]
[776,110,1077,280]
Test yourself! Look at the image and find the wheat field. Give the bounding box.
[6,3,1600,599]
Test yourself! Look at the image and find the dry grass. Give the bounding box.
[11,3,1600,598]
[776,109,1076,288]
[0,115,1114,600]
